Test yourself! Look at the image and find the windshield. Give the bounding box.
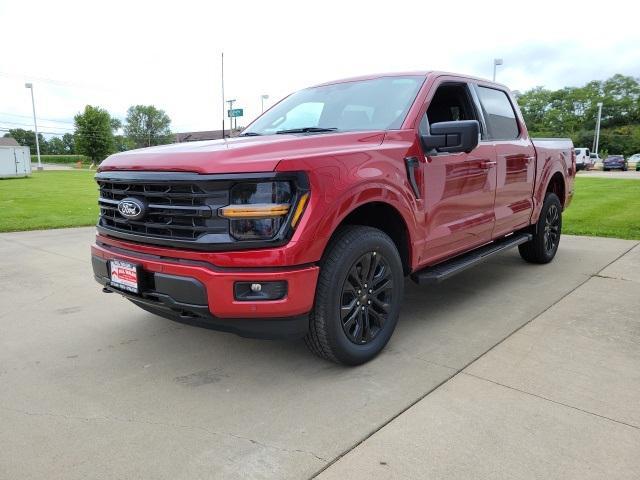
[243,76,425,136]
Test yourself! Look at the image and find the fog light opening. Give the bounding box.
[234,281,287,301]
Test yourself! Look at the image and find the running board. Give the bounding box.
[411,233,532,285]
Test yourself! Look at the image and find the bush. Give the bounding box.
[30,155,91,165]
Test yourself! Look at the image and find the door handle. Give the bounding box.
[480,160,496,169]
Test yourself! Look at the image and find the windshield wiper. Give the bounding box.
[275,127,338,134]
[238,132,262,136]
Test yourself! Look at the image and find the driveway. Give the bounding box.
[0,228,638,479]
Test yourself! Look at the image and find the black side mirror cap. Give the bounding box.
[421,120,480,154]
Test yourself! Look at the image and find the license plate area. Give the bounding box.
[109,260,140,294]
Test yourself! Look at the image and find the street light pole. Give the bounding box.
[24,83,42,171]
[594,102,603,156]
[493,58,503,82]
[261,94,269,113]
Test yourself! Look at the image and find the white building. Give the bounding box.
[0,137,31,178]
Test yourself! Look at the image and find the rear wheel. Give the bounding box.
[305,226,404,365]
[519,192,562,264]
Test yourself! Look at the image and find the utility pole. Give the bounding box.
[593,102,603,155]
[261,94,269,113]
[493,58,503,82]
[24,83,42,170]
[221,52,225,139]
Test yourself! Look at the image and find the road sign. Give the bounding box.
[228,108,243,118]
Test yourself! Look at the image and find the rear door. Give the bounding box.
[473,85,535,238]
[419,81,497,264]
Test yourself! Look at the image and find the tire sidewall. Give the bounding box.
[537,193,562,262]
[318,229,404,365]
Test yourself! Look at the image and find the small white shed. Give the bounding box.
[0,145,32,178]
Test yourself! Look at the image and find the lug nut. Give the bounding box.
[368,300,371,305]
[357,301,360,305]
[369,289,372,293]
[361,306,365,311]
[364,283,368,288]
[373,252,377,256]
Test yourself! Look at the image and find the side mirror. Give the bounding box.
[421,120,480,154]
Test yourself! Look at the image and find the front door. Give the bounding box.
[419,82,497,264]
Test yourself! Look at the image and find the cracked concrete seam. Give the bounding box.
[0,406,328,463]
[461,372,640,431]
[592,273,634,282]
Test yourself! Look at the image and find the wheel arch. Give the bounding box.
[322,201,413,276]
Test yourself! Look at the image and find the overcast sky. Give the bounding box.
[1,0,639,137]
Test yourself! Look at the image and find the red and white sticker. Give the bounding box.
[110,260,139,293]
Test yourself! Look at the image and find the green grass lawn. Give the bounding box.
[0,171,98,232]
[0,172,638,240]
[563,177,640,240]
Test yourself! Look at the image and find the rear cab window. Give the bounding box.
[475,86,520,140]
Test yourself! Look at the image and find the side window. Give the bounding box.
[476,87,519,140]
[421,83,480,136]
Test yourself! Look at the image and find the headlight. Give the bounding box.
[219,180,308,241]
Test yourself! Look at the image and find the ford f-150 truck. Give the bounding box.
[92,71,575,365]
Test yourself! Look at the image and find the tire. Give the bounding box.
[603,168,609,171]
[519,192,562,264]
[304,226,404,365]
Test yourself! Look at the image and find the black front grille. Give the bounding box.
[97,172,230,246]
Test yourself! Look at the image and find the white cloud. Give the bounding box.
[1,0,638,136]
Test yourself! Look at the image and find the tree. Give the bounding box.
[62,133,75,154]
[517,74,640,156]
[5,128,48,154]
[74,105,117,162]
[113,135,136,152]
[47,137,66,155]
[124,105,172,148]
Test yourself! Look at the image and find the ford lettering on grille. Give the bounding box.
[118,198,146,220]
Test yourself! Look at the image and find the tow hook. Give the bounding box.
[102,287,112,294]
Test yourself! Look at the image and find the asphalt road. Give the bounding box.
[0,227,637,479]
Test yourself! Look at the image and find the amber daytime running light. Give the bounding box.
[219,180,308,241]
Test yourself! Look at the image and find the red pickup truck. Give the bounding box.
[92,71,575,365]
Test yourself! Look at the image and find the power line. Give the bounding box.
[0,120,75,131]
[0,111,75,125]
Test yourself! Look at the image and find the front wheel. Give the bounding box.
[305,226,404,365]
[519,192,562,264]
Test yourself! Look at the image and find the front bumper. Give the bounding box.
[91,240,319,339]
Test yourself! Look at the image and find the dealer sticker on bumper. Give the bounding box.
[110,260,139,294]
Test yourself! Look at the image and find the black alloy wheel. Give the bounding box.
[543,203,560,255]
[340,251,394,345]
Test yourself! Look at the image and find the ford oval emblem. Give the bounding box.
[117,197,147,220]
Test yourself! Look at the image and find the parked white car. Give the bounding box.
[575,147,594,170]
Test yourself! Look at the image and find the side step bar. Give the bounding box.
[411,233,532,285]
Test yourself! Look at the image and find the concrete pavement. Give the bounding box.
[0,228,638,479]
[319,243,640,479]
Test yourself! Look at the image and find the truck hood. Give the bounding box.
[98,131,385,174]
